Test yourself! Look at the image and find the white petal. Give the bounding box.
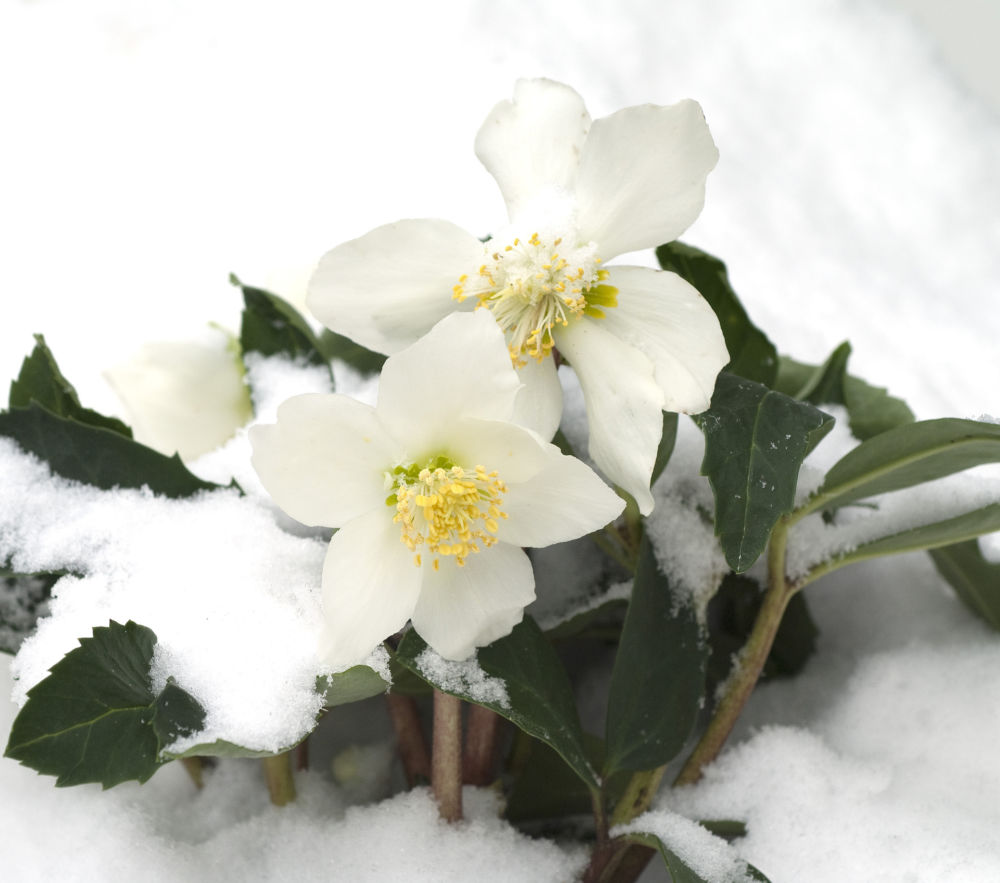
[105,329,252,461]
[445,418,552,484]
[376,311,521,455]
[554,319,665,515]
[307,219,484,354]
[510,356,563,441]
[320,508,423,670]
[575,100,719,259]
[498,447,624,547]
[475,78,591,222]
[410,543,534,660]
[602,266,728,414]
[249,394,396,527]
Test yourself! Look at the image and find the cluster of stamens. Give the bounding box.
[452,231,618,364]
[386,457,508,569]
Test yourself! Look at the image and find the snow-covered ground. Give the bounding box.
[2,0,999,880]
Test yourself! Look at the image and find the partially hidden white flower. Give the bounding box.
[104,326,253,461]
[249,310,624,668]
[307,78,729,514]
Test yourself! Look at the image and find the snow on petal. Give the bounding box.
[555,318,665,515]
[474,78,590,222]
[498,446,625,547]
[602,266,729,414]
[307,219,483,355]
[410,542,534,660]
[320,508,423,671]
[249,393,396,528]
[575,99,719,259]
[376,311,521,454]
[510,355,563,441]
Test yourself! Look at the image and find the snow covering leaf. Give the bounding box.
[930,539,1000,631]
[697,373,834,572]
[318,328,387,377]
[604,536,706,776]
[0,402,225,497]
[651,411,679,486]
[396,617,599,790]
[543,595,627,641]
[809,418,1000,513]
[316,664,389,708]
[775,348,915,441]
[655,241,778,386]
[234,276,334,380]
[4,620,206,788]
[811,504,1000,582]
[9,334,132,437]
[624,831,772,883]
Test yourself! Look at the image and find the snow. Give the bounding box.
[415,648,510,709]
[3,0,1000,881]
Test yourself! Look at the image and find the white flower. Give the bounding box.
[249,310,624,667]
[104,327,253,461]
[307,78,729,514]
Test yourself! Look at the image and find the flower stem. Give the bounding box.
[673,518,794,787]
[432,689,463,822]
[385,691,431,787]
[463,703,500,786]
[262,750,296,806]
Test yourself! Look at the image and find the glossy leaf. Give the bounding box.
[656,241,778,386]
[318,328,387,376]
[0,403,226,498]
[775,351,914,441]
[807,418,1000,514]
[651,411,680,486]
[396,617,599,790]
[234,276,333,380]
[4,621,206,788]
[316,664,389,708]
[697,373,834,571]
[930,540,1000,631]
[9,335,131,437]
[604,536,706,776]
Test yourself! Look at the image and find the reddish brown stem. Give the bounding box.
[386,691,431,786]
[463,704,500,785]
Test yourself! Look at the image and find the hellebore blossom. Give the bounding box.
[307,78,729,514]
[249,311,624,668]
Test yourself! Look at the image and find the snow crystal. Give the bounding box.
[0,438,329,753]
[415,647,510,709]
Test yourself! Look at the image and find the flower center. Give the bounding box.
[452,231,618,364]
[385,456,508,569]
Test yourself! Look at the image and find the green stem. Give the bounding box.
[432,690,463,822]
[609,766,666,828]
[673,518,794,787]
[591,529,634,572]
[262,751,296,806]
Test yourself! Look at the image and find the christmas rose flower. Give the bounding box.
[249,310,624,667]
[307,78,728,514]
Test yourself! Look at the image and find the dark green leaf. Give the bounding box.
[9,335,131,437]
[233,276,333,381]
[162,739,281,760]
[656,242,778,386]
[626,831,772,883]
[808,418,1000,514]
[706,574,818,692]
[396,616,599,790]
[774,352,914,441]
[543,596,628,641]
[697,374,834,571]
[930,540,1000,631]
[551,428,576,458]
[318,328,387,377]
[651,412,680,486]
[604,536,706,776]
[809,504,1000,583]
[316,664,388,708]
[0,402,226,497]
[4,620,207,788]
